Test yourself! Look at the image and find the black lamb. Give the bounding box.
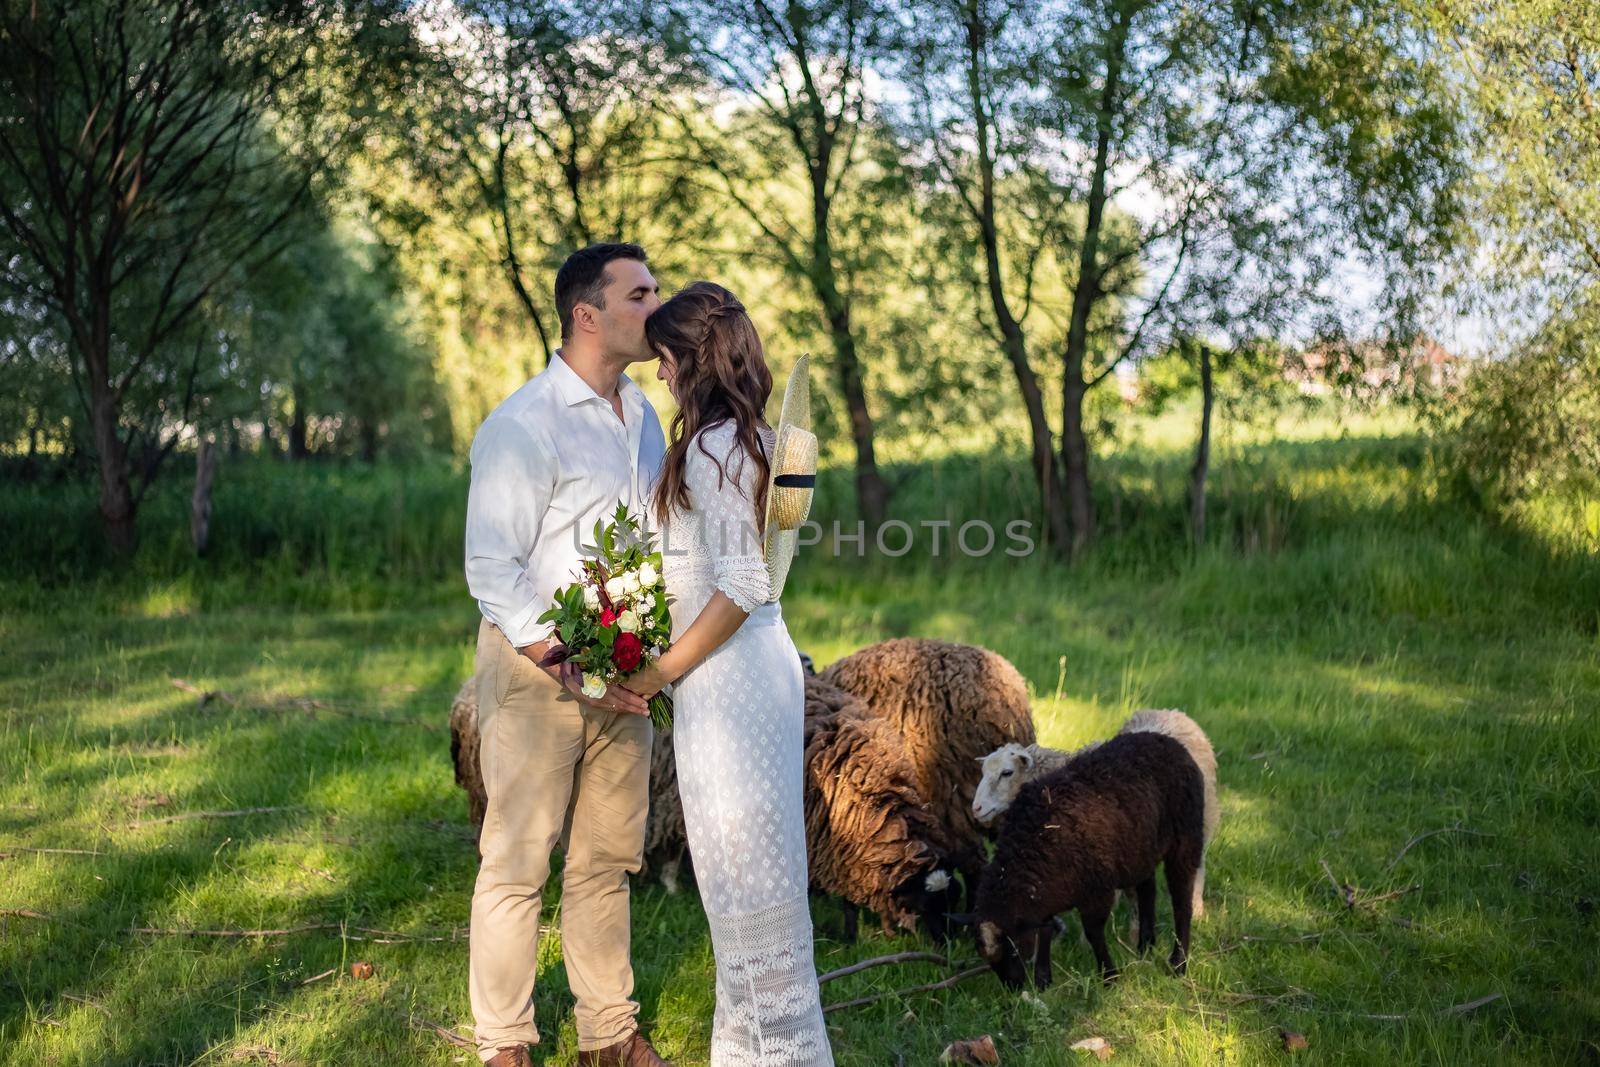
[969,731,1205,988]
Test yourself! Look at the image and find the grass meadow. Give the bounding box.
[2,409,1598,1065]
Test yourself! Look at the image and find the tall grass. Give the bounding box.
[10,410,1597,647]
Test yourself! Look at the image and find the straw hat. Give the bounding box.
[762,354,817,601]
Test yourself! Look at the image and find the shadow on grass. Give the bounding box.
[0,606,680,1062]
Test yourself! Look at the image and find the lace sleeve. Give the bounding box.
[684,424,771,612]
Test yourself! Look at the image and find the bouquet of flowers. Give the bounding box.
[537,503,674,728]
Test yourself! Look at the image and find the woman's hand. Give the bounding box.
[622,662,673,700]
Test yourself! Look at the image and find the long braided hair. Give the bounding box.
[647,282,774,530]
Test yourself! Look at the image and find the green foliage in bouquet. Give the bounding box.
[537,503,675,728]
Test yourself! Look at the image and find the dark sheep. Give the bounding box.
[968,731,1205,988]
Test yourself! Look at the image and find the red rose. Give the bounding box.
[613,632,643,672]
[600,607,617,628]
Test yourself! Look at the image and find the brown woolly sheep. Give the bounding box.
[972,708,1219,918]
[819,638,1036,890]
[448,677,485,831]
[802,676,960,938]
[967,732,1205,989]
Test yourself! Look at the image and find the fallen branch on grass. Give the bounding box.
[822,964,989,1014]
[128,922,475,943]
[6,909,488,943]
[171,678,438,730]
[1211,931,1326,955]
[130,807,300,828]
[59,992,111,1019]
[408,1015,474,1048]
[1383,824,1492,873]
[1,907,84,927]
[1191,984,1502,1023]
[818,951,951,985]
[1358,992,1504,1021]
[0,847,106,858]
[1319,859,1425,912]
[1320,858,1357,908]
[1209,984,1314,1006]
[300,968,338,985]
[1361,884,1421,906]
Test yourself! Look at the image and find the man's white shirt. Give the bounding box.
[465,352,667,648]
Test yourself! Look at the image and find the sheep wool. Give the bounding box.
[449,676,487,832]
[802,676,955,935]
[820,638,1037,885]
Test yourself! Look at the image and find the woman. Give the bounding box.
[622,282,832,1067]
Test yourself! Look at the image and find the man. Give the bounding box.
[464,243,672,1067]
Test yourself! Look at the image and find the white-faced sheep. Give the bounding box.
[802,676,961,939]
[819,638,1036,893]
[965,732,1206,988]
[973,708,1218,917]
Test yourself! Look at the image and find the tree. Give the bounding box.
[901,0,1466,555]
[0,0,410,552]
[1430,1,1600,501]
[1141,334,1292,544]
[662,0,894,527]
[901,0,1091,553]
[413,0,699,368]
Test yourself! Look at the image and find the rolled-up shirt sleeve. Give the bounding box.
[685,427,771,612]
[465,417,556,647]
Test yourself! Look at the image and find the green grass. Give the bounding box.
[3,413,1598,1064]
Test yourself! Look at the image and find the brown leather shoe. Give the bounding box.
[576,1031,672,1067]
[484,1046,532,1067]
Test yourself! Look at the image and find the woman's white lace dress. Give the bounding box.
[662,422,833,1067]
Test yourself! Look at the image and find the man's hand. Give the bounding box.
[518,640,648,715]
[557,661,649,715]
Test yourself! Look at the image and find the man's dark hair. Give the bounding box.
[555,242,648,341]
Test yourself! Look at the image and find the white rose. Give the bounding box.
[583,584,601,611]
[617,609,641,633]
[638,561,658,587]
[624,570,643,594]
[604,576,627,601]
[581,672,608,700]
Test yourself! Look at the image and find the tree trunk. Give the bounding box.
[89,387,137,555]
[809,164,889,529]
[258,388,276,452]
[289,381,311,460]
[1059,7,1129,558]
[1188,343,1213,546]
[823,301,889,529]
[360,419,379,462]
[1060,375,1095,557]
[493,148,554,369]
[22,414,39,479]
[192,437,216,556]
[959,6,1072,554]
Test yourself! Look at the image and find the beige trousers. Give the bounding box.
[470,618,652,1060]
